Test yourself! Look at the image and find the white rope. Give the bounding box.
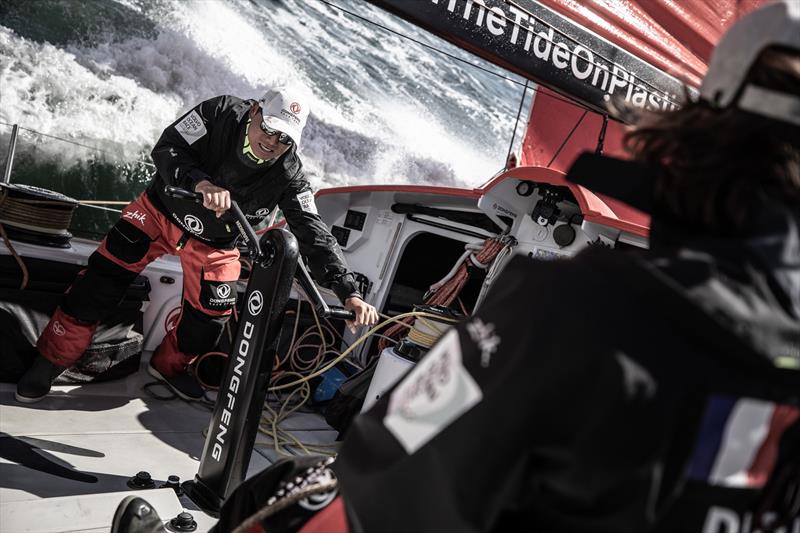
[78,203,122,213]
[427,241,485,293]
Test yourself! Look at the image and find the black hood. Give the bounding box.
[654,208,800,367]
[566,153,800,367]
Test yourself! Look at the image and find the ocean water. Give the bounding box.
[0,0,532,237]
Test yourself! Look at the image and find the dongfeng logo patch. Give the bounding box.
[248,291,264,316]
[216,284,231,299]
[207,282,235,310]
[183,215,204,234]
[246,207,271,220]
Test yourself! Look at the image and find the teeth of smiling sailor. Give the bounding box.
[259,143,272,152]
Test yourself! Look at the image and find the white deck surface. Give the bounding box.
[0,358,338,533]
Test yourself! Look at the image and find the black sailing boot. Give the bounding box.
[111,496,167,533]
[15,354,67,403]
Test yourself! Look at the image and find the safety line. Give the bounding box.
[0,120,155,168]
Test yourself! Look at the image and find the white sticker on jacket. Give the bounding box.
[383,329,483,455]
[175,110,207,145]
[296,191,318,214]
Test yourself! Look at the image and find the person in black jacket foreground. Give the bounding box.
[16,85,378,402]
[333,4,800,532]
[108,2,800,532]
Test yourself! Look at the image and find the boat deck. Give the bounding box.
[0,355,338,533]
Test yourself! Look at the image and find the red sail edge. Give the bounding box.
[521,0,769,172]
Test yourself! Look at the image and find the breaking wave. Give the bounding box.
[0,0,530,191]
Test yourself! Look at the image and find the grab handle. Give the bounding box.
[164,185,262,260]
[295,260,356,321]
[164,185,203,203]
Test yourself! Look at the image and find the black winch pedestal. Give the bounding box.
[163,186,354,515]
[182,228,298,514]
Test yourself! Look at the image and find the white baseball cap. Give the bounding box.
[258,85,311,145]
[700,1,800,127]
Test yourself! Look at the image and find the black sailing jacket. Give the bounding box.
[145,95,358,301]
[335,199,800,532]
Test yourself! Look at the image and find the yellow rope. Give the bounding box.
[407,315,452,348]
[266,311,457,392]
[256,311,460,457]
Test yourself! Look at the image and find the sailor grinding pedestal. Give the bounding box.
[16,84,377,403]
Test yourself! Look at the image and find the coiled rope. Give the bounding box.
[406,313,455,349]
[0,187,77,232]
[255,309,458,457]
[0,186,80,289]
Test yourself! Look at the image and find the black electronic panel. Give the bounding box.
[344,210,367,231]
[331,225,351,247]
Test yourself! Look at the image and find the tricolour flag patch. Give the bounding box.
[687,395,800,488]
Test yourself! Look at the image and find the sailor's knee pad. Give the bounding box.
[62,253,139,322]
[104,219,152,265]
[175,302,230,356]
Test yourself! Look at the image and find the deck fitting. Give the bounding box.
[167,512,198,532]
[126,471,156,490]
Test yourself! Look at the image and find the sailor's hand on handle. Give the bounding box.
[194,180,231,218]
[344,296,378,334]
[327,307,356,321]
